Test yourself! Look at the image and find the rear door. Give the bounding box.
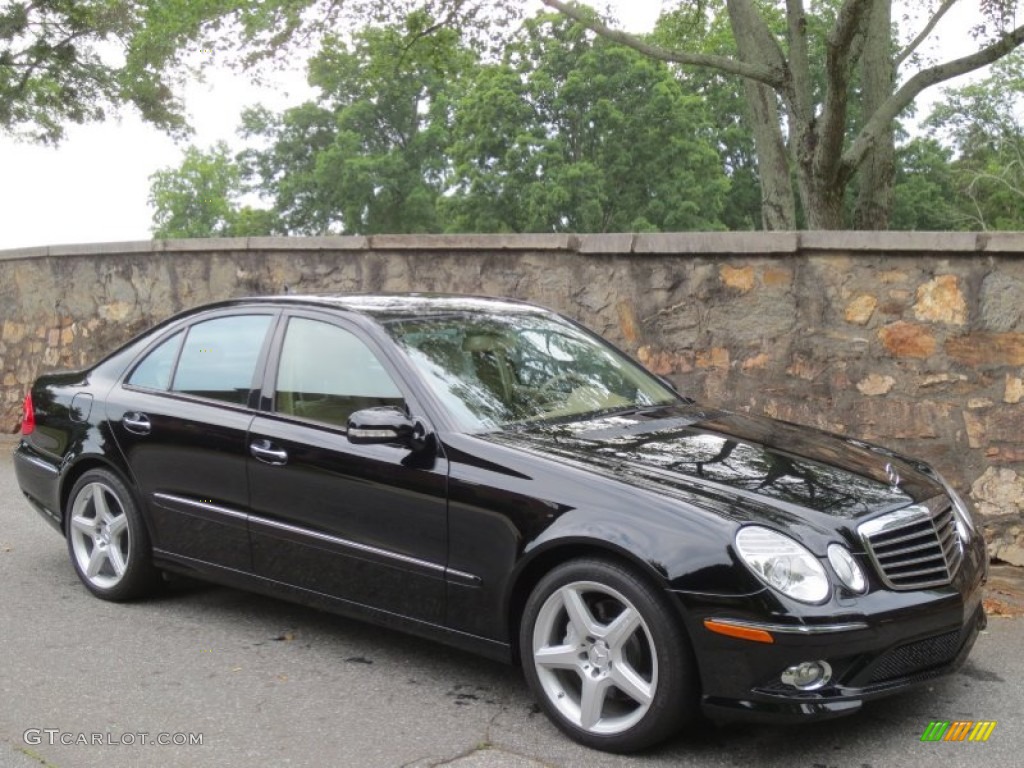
[108,311,277,571]
[246,312,449,623]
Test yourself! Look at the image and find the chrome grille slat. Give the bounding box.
[939,533,957,558]
[873,540,943,558]
[869,527,934,547]
[887,565,949,579]
[879,552,949,568]
[859,497,963,591]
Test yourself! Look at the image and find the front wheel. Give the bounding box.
[520,558,697,752]
[65,468,160,601]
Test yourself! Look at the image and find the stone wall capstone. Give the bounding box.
[2,232,1023,565]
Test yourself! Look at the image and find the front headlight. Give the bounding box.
[735,526,831,603]
[827,543,867,594]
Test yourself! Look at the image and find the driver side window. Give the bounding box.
[274,318,405,428]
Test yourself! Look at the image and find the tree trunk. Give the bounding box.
[727,0,796,230]
[803,183,846,229]
[794,149,845,229]
[743,79,796,229]
[854,0,895,229]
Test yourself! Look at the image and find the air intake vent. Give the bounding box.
[859,497,963,590]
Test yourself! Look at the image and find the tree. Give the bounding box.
[651,5,764,229]
[0,0,499,144]
[542,0,1024,229]
[238,11,474,235]
[924,50,1024,229]
[0,1,194,143]
[443,13,730,232]
[161,10,733,236]
[148,142,273,238]
[890,137,959,230]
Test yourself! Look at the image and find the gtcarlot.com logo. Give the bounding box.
[23,729,203,747]
[921,720,997,742]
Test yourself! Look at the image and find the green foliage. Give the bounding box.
[0,0,188,143]
[155,10,738,236]
[651,3,761,229]
[922,51,1024,230]
[890,138,958,230]
[237,12,473,235]
[148,142,272,238]
[442,13,728,233]
[140,2,1024,236]
[0,0,513,145]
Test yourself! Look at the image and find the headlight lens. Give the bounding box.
[827,543,867,593]
[735,526,830,603]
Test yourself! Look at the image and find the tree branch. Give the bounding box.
[784,0,813,123]
[540,0,784,87]
[843,23,1024,172]
[816,0,873,179]
[829,0,873,56]
[895,0,958,67]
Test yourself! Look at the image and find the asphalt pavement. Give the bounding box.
[1,438,1022,768]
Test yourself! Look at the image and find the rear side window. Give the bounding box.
[127,331,183,390]
[171,315,273,405]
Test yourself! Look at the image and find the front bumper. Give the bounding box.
[675,534,988,724]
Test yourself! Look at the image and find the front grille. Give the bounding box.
[859,497,963,590]
[867,629,963,683]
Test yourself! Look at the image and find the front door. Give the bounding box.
[247,314,448,624]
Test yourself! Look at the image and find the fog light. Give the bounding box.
[780,660,832,690]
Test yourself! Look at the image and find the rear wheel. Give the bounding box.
[65,469,160,601]
[520,558,697,752]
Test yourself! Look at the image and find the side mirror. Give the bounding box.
[347,406,428,451]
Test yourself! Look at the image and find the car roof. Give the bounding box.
[231,293,551,319]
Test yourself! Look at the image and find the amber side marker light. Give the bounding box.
[21,393,35,436]
[703,619,775,644]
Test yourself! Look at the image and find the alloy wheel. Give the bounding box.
[531,580,657,735]
[68,481,132,590]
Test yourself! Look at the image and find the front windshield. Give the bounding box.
[381,309,679,431]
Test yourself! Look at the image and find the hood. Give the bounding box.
[482,404,945,531]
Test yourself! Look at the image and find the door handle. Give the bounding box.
[122,412,151,435]
[250,440,288,465]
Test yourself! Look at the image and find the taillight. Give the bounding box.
[21,392,35,435]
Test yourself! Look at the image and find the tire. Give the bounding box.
[65,468,161,601]
[519,558,697,753]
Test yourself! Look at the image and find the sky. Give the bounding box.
[0,1,989,251]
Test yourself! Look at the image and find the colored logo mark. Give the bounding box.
[921,720,997,742]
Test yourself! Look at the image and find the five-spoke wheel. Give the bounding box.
[66,469,159,600]
[521,559,696,752]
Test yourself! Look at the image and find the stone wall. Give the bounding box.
[2,232,1023,564]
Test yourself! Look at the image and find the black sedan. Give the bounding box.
[14,294,987,752]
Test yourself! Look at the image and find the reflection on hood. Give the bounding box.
[488,405,942,520]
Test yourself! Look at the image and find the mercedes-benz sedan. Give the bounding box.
[14,294,987,752]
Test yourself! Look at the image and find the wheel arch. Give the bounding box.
[59,455,146,536]
[506,538,692,665]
